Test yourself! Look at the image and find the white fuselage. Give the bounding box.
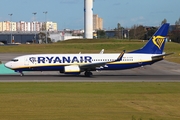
[5,53,158,72]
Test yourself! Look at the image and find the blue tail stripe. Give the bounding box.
[130,23,169,54]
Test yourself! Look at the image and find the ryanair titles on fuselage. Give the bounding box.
[29,56,92,64]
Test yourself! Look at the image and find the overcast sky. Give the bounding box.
[0,0,179,30]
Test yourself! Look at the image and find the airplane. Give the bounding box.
[5,23,171,77]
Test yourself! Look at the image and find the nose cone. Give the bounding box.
[5,62,12,69]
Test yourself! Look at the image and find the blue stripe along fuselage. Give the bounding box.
[13,61,154,72]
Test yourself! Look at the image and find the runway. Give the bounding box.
[0,53,180,82]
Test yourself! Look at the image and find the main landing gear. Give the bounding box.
[84,71,93,77]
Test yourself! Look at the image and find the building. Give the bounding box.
[43,21,58,31]
[0,21,16,32]
[0,22,2,31]
[11,22,17,31]
[93,14,103,30]
[0,21,58,32]
[0,33,39,44]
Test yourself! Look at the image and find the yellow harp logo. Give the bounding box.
[152,36,165,49]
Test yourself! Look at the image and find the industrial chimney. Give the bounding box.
[84,0,93,39]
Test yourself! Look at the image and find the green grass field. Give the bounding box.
[0,82,180,120]
[0,39,180,120]
[0,39,180,63]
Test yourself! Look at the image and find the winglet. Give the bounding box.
[99,49,104,54]
[115,50,125,61]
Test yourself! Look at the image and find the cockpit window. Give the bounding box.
[11,59,19,62]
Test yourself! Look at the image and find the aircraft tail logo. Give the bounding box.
[152,36,165,49]
[130,23,169,54]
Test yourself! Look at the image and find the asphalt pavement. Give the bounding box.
[0,53,180,82]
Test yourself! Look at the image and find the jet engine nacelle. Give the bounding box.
[64,65,81,74]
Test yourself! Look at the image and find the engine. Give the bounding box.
[64,65,81,74]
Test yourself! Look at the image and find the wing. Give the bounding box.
[79,50,125,70]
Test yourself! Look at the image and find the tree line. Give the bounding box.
[96,18,180,43]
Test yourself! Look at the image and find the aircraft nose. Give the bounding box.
[5,62,12,69]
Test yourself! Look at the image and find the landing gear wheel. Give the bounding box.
[19,71,24,76]
[84,71,93,77]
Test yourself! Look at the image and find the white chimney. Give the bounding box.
[84,0,93,39]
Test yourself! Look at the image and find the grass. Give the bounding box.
[163,42,180,63]
[0,82,180,120]
[0,39,180,120]
[0,39,143,53]
[0,39,180,63]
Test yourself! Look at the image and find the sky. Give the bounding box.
[0,0,179,30]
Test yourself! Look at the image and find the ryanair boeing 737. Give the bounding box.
[5,23,171,77]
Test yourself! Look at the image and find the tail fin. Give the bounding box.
[130,23,169,54]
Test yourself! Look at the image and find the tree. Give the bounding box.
[175,18,180,25]
[114,23,122,39]
[169,18,180,42]
[38,32,52,43]
[135,25,146,39]
[129,25,146,39]
[146,27,158,40]
[97,30,106,38]
[161,18,167,25]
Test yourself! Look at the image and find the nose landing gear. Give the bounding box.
[18,71,24,76]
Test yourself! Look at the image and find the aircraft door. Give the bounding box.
[24,57,29,66]
[138,55,143,66]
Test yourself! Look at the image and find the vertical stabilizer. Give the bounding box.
[130,23,169,54]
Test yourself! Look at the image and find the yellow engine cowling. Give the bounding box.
[64,65,81,74]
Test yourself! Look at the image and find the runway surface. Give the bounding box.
[0,53,180,82]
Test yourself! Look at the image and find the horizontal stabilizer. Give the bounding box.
[152,53,173,61]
